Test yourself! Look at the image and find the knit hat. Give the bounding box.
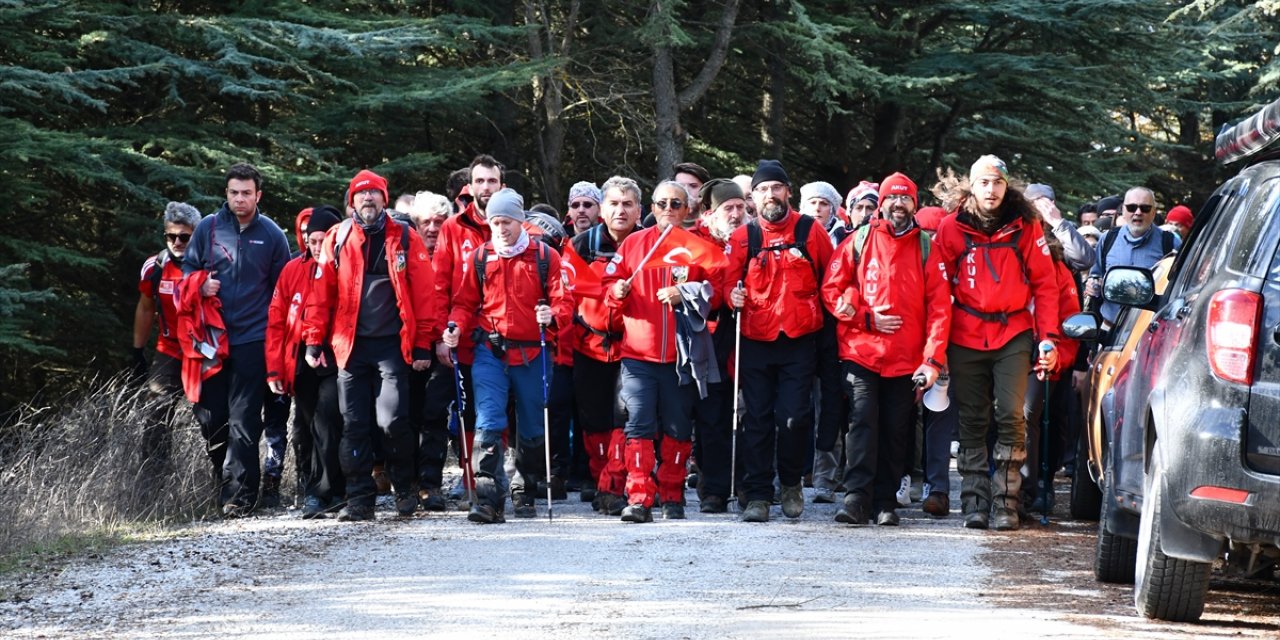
[845,181,880,210]
[486,188,525,221]
[699,178,745,213]
[1077,224,1101,239]
[1025,183,1055,202]
[751,159,791,189]
[914,206,946,232]
[800,181,841,210]
[306,205,343,235]
[968,155,1010,184]
[1095,195,1122,215]
[348,169,389,207]
[1165,204,1193,227]
[567,181,603,205]
[878,172,918,206]
[527,211,566,240]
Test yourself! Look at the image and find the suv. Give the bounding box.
[1092,158,1280,622]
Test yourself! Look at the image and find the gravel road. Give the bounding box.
[3,479,1278,639]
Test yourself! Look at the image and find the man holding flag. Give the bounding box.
[602,180,728,523]
[724,160,835,522]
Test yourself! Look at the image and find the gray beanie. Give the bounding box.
[800,181,841,210]
[486,188,525,221]
[1025,183,1055,202]
[567,181,603,205]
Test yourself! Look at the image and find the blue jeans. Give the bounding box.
[472,343,548,446]
[923,390,957,494]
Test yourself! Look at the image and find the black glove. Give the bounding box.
[129,347,149,382]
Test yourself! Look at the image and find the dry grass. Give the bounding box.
[0,374,218,570]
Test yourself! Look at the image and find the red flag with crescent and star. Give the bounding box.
[561,241,605,300]
[639,225,729,271]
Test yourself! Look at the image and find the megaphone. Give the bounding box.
[923,374,950,412]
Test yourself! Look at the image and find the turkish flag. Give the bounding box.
[639,226,729,271]
[561,242,605,300]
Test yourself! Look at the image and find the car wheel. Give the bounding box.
[1069,431,1101,520]
[1094,452,1137,583]
[1134,448,1212,622]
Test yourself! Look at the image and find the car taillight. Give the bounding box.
[1206,289,1262,385]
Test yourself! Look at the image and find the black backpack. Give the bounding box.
[743,214,816,282]
[474,241,552,301]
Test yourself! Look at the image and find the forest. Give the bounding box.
[1,0,1276,413]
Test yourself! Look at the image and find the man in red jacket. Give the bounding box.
[441,188,573,523]
[724,160,834,522]
[266,206,345,518]
[304,169,437,522]
[571,176,642,515]
[933,155,1060,531]
[601,181,723,523]
[821,172,952,526]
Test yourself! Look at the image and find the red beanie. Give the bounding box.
[348,169,389,207]
[1165,204,1193,227]
[914,206,946,232]
[879,172,918,206]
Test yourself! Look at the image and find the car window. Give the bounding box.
[1103,304,1141,350]
[1168,188,1235,298]
[1229,176,1280,273]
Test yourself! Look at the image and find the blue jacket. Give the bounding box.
[182,204,290,346]
[1091,225,1181,323]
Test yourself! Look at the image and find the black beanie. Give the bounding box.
[700,178,745,213]
[306,205,343,235]
[751,159,790,189]
[1095,195,1122,215]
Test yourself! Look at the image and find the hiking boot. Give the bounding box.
[418,489,447,512]
[741,500,770,523]
[337,503,375,522]
[700,495,727,514]
[371,464,391,496]
[963,511,989,530]
[620,504,653,523]
[301,495,327,520]
[813,488,836,504]
[780,483,804,519]
[596,492,627,516]
[513,494,537,519]
[661,502,686,520]
[468,501,505,524]
[547,476,568,501]
[221,502,251,519]
[395,493,418,517]
[876,509,900,526]
[834,494,868,525]
[992,509,1020,531]
[260,475,281,509]
[896,475,912,507]
[922,491,950,518]
[579,480,597,503]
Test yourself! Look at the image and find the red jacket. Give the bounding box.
[570,225,628,363]
[431,204,490,365]
[723,211,834,341]
[1051,260,1081,379]
[821,218,951,377]
[265,208,326,394]
[139,252,183,359]
[602,225,723,364]
[448,240,574,366]
[304,216,437,369]
[174,270,228,402]
[933,210,1060,351]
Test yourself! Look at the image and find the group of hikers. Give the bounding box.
[131,153,1188,530]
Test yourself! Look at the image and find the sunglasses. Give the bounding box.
[165,232,192,243]
[653,199,685,210]
[569,200,596,209]
[1124,203,1153,214]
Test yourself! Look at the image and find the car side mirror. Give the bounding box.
[1103,266,1156,307]
[1061,312,1100,341]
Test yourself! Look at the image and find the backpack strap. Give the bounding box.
[744,222,762,283]
[1161,228,1174,255]
[743,215,816,282]
[952,227,1028,286]
[1099,228,1119,274]
[854,222,931,267]
[331,219,355,269]
[474,242,551,301]
[151,250,171,336]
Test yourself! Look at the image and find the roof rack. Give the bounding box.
[1216,96,1280,165]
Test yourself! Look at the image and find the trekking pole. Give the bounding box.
[1038,341,1054,526]
[447,321,476,509]
[538,299,553,523]
[730,281,744,513]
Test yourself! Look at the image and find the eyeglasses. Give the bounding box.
[884,194,913,203]
[753,183,787,194]
[1124,203,1153,214]
[165,232,192,243]
[653,199,685,210]
[569,200,597,209]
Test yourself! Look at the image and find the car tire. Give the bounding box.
[1135,448,1212,622]
[1094,453,1137,583]
[1069,432,1101,520]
